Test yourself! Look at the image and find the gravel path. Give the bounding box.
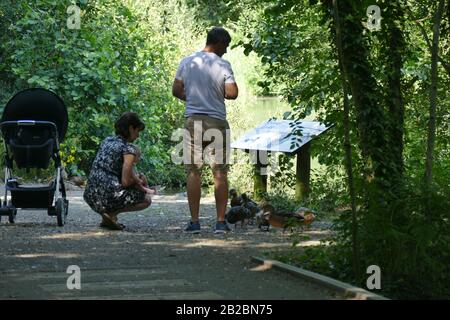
[0,186,340,300]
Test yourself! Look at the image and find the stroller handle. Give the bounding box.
[1,120,58,130]
[0,120,60,150]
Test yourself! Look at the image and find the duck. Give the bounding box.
[229,189,243,207]
[255,201,275,231]
[225,206,252,228]
[256,201,315,232]
[255,209,270,231]
[241,193,259,223]
[268,214,299,232]
[293,207,317,226]
[241,193,259,213]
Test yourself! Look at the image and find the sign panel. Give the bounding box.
[231,119,330,153]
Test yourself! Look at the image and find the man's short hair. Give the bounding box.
[206,27,231,45]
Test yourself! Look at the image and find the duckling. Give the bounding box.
[229,189,243,207]
[225,206,252,228]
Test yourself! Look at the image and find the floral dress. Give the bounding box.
[83,135,145,214]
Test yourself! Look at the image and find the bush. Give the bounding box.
[0,0,200,188]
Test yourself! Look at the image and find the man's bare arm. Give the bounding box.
[172,79,186,101]
[225,82,238,100]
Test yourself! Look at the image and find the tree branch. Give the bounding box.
[405,3,450,78]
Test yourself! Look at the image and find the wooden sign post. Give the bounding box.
[231,119,330,203]
[253,152,268,200]
[295,142,311,202]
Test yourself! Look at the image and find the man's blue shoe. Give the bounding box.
[185,221,201,234]
[214,221,231,234]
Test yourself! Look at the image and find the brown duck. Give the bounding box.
[256,201,316,232]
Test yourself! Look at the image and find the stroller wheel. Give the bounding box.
[47,207,56,216]
[56,198,66,227]
[55,198,69,227]
[8,209,16,224]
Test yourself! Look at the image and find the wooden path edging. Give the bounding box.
[251,257,389,300]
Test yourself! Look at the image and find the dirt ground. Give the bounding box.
[0,186,341,300]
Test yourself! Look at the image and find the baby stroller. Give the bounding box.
[0,88,69,226]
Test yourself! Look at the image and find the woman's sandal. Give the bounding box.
[100,213,124,231]
[100,222,126,229]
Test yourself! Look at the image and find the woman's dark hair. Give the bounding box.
[206,27,231,45]
[114,112,145,139]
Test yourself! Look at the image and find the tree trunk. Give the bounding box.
[331,0,360,280]
[384,2,405,183]
[331,1,387,194]
[425,0,445,189]
[407,2,450,79]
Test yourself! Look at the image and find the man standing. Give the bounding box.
[172,27,238,234]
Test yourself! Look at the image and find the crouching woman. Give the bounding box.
[83,112,152,230]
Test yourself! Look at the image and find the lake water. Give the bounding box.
[243,96,290,127]
[229,97,320,175]
[236,96,316,129]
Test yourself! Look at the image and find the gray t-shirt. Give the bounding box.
[175,51,236,121]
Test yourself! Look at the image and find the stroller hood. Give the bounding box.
[2,88,68,141]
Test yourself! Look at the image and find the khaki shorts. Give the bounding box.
[183,115,230,174]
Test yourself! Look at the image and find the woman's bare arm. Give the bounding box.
[121,154,143,187]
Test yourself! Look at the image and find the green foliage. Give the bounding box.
[0,0,201,187]
[269,154,296,196]
[185,0,257,29]
[273,245,353,282]
[308,167,349,214]
[275,177,450,299]
[232,0,450,298]
[1,0,448,299]
[262,192,298,213]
